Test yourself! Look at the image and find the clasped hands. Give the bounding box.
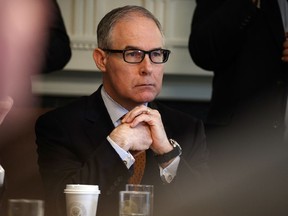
[109,105,173,155]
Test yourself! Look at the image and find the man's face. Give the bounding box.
[100,16,165,110]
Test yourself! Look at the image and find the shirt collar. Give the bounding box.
[101,87,128,127]
[101,87,148,127]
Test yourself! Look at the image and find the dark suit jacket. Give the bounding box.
[189,1,288,215]
[43,0,71,73]
[35,86,212,216]
[189,0,287,131]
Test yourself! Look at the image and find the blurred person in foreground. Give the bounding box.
[0,0,49,108]
[35,5,217,216]
[0,0,71,213]
[0,0,71,109]
[189,0,288,215]
[0,0,50,212]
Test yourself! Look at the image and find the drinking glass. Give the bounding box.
[125,184,154,216]
[119,191,150,216]
[8,199,44,216]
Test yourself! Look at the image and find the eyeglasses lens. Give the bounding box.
[123,49,169,63]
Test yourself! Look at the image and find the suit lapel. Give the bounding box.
[83,86,115,148]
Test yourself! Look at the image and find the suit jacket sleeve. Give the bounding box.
[153,102,216,216]
[35,108,130,216]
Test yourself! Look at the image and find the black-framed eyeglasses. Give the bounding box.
[102,48,171,64]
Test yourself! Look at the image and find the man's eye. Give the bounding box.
[126,50,142,57]
[152,51,161,57]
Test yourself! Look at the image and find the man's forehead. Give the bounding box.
[112,17,161,38]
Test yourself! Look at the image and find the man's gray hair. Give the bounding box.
[97,5,163,49]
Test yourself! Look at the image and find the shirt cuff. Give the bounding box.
[107,136,135,169]
[159,156,180,183]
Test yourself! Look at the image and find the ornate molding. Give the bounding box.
[70,40,97,51]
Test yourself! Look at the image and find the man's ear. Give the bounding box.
[93,48,107,72]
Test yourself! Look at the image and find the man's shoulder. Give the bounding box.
[151,101,203,135]
[40,96,88,118]
[38,88,102,119]
[152,101,200,122]
[36,92,102,128]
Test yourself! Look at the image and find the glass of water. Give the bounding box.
[8,199,44,216]
[125,184,154,216]
[119,191,150,216]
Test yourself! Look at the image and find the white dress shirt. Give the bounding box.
[101,87,180,183]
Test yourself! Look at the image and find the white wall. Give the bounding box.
[32,0,212,101]
[57,0,210,75]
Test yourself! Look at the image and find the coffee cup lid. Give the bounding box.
[64,184,100,194]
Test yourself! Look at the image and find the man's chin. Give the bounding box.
[136,93,157,104]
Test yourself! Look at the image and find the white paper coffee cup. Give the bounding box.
[64,184,100,216]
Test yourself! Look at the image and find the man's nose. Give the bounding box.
[139,54,153,74]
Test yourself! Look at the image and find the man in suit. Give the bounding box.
[189,0,288,130]
[189,1,288,215]
[35,5,213,216]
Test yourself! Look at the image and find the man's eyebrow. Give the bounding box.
[124,46,163,50]
[124,46,139,50]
